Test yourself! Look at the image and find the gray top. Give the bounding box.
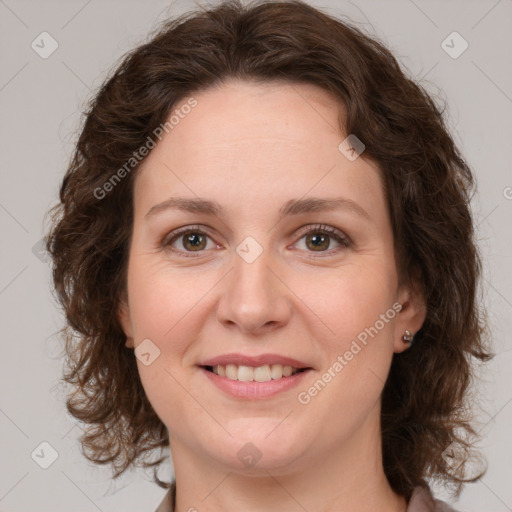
[154,483,460,512]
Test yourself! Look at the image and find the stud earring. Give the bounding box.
[403,330,414,343]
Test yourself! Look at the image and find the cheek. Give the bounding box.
[125,259,221,416]
[125,260,205,423]
[306,258,397,341]
[126,257,213,342]
[301,259,398,394]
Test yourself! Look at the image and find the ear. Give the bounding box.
[393,275,426,354]
[117,294,134,349]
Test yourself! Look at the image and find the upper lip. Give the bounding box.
[199,353,312,369]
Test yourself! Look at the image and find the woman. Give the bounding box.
[46,1,491,511]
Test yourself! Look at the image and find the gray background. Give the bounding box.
[0,0,511,510]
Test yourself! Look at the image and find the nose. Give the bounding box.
[215,246,292,334]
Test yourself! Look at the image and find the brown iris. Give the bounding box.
[305,232,330,251]
[182,232,207,251]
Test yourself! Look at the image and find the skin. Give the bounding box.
[118,79,426,512]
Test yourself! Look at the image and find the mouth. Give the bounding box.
[201,363,310,382]
[197,353,314,398]
[199,363,313,399]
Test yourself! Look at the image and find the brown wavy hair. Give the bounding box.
[46,0,491,500]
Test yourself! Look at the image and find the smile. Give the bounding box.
[199,365,312,399]
[204,363,305,381]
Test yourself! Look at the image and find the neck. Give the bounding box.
[169,407,407,512]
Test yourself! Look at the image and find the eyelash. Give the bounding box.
[161,224,351,258]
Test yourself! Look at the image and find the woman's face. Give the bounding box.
[118,79,424,475]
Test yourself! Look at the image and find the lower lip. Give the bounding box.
[199,367,312,399]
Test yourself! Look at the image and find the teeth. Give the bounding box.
[210,363,301,381]
[271,364,283,380]
[282,365,293,377]
[225,364,238,380]
[238,365,254,382]
[253,365,271,382]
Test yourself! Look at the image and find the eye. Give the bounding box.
[293,224,351,255]
[162,225,219,256]
[162,223,351,258]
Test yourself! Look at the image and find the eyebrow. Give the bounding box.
[145,196,371,221]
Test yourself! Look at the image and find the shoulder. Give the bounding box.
[154,482,176,512]
[407,486,462,512]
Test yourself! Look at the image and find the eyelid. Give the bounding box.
[161,224,221,257]
[161,224,212,245]
[294,223,348,241]
[291,224,352,255]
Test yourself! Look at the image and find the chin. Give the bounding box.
[201,422,309,473]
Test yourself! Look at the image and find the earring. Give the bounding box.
[403,330,414,343]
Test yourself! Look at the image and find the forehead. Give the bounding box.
[163,78,345,156]
[134,78,384,217]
